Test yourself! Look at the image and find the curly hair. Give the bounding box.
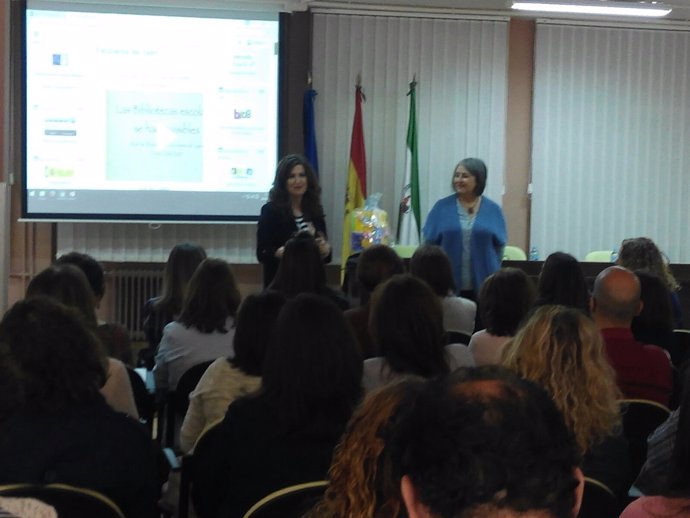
[501,305,621,453]
[618,237,679,291]
[269,154,323,220]
[309,378,424,518]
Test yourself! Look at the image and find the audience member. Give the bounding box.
[591,266,673,406]
[154,258,241,391]
[535,251,590,315]
[0,297,160,518]
[468,267,535,365]
[308,378,424,518]
[409,244,476,338]
[56,251,133,364]
[26,264,138,418]
[502,305,632,497]
[344,244,404,358]
[179,291,286,453]
[191,293,362,518]
[618,237,683,328]
[631,269,675,355]
[269,232,349,310]
[364,275,463,393]
[390,365,584,518]
[142,243,207,365]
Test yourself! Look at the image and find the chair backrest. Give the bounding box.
[620,399,671,478]
[584,250,613,262]
[670,329,690,368]
[125,366,155,431]
[577,477,619,518]
[0,483,125,518]
[242,481,328,518]
[502,245,527,261]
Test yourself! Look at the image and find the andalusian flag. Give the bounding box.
[341,84,367,278]
[397,78,421,245]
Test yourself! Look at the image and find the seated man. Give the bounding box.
[591,266,672,406]
[391,365,584,518]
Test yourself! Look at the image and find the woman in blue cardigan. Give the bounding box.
[423,158,506,300]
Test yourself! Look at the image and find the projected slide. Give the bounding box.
[24,3,279,220]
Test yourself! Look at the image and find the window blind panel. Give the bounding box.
[531,23,690,263]
[313,14,508,259]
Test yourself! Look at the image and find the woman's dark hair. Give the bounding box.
[478,267,536,336]
[666,366,690,496]
[55,251,105,300]
[230,291,287,377]
[453,157,487,196]
[0,297,107,417]
[632,269,674,339]
[268,154,323,220]
[26,264,97,328]
[269,232,327,297]
[535,252,590,314]
[178,258,242,334]
[409,245,456,297]
[259,293,363,435]
[154,243,207,316]
[618,237,679,291]
[370,274,450,378]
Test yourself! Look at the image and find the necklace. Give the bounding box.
[461,197,480,215]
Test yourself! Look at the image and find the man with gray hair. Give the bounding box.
[591,266,672,405]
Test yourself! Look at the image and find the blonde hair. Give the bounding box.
[308,378,423,518]
[501,305,621,453]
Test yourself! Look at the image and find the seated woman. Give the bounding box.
[191,293,363,518]
[468,267,535,366]
[307,378,424,518]
[26,264,138,418]
[154,258,241,391]
[179,291,286,453]
[0,297,160,518]
[269,232,348,310]
[364,274,468,393]
[409,244,476,339]
[632,269,675,356]
[534,251,590,315]
[502,305,633,499]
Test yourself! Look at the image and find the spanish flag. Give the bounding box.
[341,84,367,279]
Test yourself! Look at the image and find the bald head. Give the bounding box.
[591,266,642,325]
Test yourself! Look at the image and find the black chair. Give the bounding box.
[620,399,671,479]
[241,481,328,518]
[670,329,690,368]
[125,366,155,433]
[0,483,125,518]
[577,477,619,518]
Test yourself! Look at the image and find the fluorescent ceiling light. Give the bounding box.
[511,1,672,17]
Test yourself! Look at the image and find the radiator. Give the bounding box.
[108,269,164,342]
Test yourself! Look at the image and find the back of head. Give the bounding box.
[26,264,97,327]
[409,245,456,297]
[0,297,107,417]
[270,232,326,297]
[178,258,241,333]
[591,266,641,325]
[260,293,363,434]
[158,243,207,315]
[618,237,679,291]
[391,365,581,518]
[356,244,405,298]
[501,305,621,453]
[631,269,674,339]
[230,291,287,377]
[478,268,535,336]
[536,252,590,314]
[370,274,449,378]
[55,251,105,300]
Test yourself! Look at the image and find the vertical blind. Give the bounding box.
[531,22,690,263]
[58,13,508,263]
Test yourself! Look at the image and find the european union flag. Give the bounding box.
[303,88,319,176]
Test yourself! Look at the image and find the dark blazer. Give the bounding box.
[256,201,330,287]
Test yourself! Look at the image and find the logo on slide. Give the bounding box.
[234,109,252,119]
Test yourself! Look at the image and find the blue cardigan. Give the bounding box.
[423,194,507,294]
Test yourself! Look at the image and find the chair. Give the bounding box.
[126,366,155,433]
[577,477,619,518]
[584,250,613,262]
[242,481,328,518]
[620,399,671,478]
[502,245,527,261]
[670,329,690,368]
[0,483,125,518]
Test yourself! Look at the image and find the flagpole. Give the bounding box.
[396,76,421,247]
